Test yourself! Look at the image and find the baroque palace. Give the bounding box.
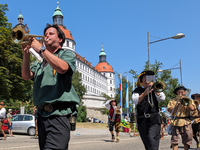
[16,2,115,123]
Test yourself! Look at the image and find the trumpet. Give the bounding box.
[11,24,44,44]
[11,24,44,62]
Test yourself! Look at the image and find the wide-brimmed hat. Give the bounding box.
[109,99,116,105]
[191,93,200,100]
[137,70,155,87]
[173,86,187,95]
[8,109,12,111]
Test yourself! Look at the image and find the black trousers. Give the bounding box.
[37,115,71,150]
[138,119,161,150]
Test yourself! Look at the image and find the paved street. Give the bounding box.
[0,128,199,150]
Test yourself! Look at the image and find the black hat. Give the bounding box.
[137,70,155,87]
[173,86,187,95]
[191,93,200,100]
[109,99,116,105]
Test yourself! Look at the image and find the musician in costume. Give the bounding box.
[190,93,200,148]
[167,86,195,150]
[129,112,137,137]
[105,99,121,142]
[132,70,166,150]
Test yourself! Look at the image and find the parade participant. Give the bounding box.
[0,102,6,140]
[190,93,200,148]
[21,24,80,150]
[105,99,121,142]
[7,109,13,137]
[129,112,137,137]
[132,70,166,150]
[167,86,195,150]
[32,107,38,139]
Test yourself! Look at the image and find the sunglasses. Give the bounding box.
[0,104,4,105]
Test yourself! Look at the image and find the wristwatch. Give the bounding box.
[40,45,46,54]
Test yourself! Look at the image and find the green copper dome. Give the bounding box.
[53,2,63,17]
[99,46,106,56]
[18,13,23,19]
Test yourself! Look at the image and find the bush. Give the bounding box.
[77,105,87,122]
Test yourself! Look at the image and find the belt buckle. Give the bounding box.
[44,104,53,113]
[144,112,150,118]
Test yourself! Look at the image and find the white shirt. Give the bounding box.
[0,107,6,119]
[132,86,166,104]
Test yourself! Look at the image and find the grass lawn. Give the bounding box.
[76,122,109,129]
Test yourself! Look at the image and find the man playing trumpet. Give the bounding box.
[132,70,166,150]
[167,86,195,150]
[190,93,200,148]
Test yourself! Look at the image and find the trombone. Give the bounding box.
[146,75,166,107]
[168,90,192,120]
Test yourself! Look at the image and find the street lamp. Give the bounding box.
[157,59,183,85]
[148,32,185,70]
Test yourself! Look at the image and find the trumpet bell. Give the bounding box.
[11,25,44,44]
[180,97,192,106]
[152,81,166,93]
[11,25,25,44]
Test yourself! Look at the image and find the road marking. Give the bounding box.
[0,145,39,149]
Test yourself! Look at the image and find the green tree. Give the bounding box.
[72,70,87,122]
[0,4,33,103]
[72,70,86,103]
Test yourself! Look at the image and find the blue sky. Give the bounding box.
[1,0,200,95]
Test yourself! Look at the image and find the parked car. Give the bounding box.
[12,114,36,136]
[93,118,101,123]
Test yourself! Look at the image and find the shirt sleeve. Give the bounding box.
[105,100,111,110]
[198,105,200,112]
[61,50,76,75]
[155,92,166,101]
[132,93,139,104]
[0,108,6,118]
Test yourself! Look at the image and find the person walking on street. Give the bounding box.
[7,109,13,137]
[21,24,80,150]
[132,70,166,150]
[0,102,6,140]
[105,99,121,143]
[32,107,38,139]
[167,86,195,150]
[190,93,200,148]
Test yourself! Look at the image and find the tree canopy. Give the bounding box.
[0,4,33,103]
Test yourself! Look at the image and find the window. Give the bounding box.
[110,80,112,84]
[67,41,69,47]
[23,115,33,121]
[110,73,112,77]
[13,115,23,121]
[110,87,112,91]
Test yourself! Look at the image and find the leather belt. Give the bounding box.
[137,113,158,118]
[38,102,70,113]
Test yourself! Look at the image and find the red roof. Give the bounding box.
[95,62,114,73]
[59,26,73,40]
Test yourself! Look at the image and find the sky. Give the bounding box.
[1,0,200,95]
